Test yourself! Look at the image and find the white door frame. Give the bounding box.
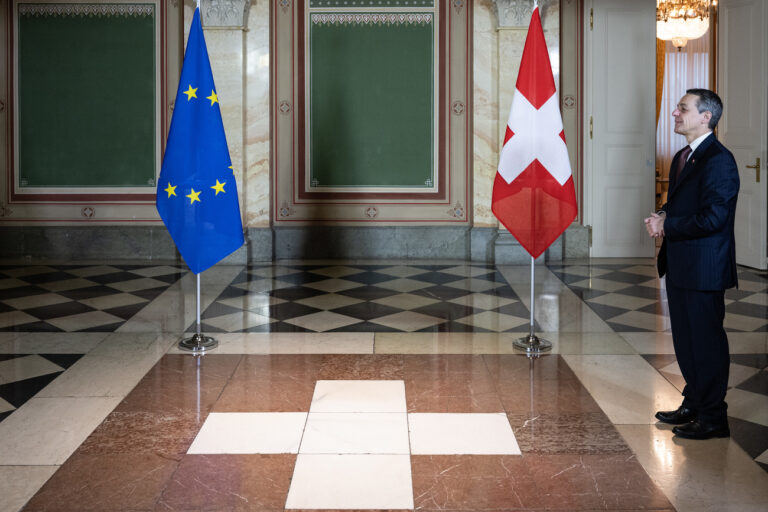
[583,0,657,258]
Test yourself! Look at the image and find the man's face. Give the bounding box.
[672,94,711,139]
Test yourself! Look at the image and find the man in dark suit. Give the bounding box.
[645,88,739,440]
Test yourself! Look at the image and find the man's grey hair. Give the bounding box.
[687,88,723,129]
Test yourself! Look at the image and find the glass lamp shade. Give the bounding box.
[657,17,709,47]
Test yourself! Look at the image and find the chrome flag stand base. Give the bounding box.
[179,332,218,352]
[179,273,218,353]
[513,333,552,353]
[513,255,552,354]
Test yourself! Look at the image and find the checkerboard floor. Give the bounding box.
[1,260,767,511]
[549,263,768,333]
[196,264,537,333]
[0,353,83,422]
[0,264,186,332]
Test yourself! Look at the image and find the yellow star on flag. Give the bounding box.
[206,90,219,106]
[211,180,226,195]
[164,183,177,198]
[183,85,198,101]
[228,165,235,173]
[187,188,201,204]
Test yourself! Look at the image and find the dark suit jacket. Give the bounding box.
[657,134,740,291]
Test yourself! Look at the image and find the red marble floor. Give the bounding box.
[23,353,673,511]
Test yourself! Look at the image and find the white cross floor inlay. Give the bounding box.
[187,380,521,510]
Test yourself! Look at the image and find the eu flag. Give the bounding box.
[156,7,244,274]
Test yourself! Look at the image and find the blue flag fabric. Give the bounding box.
[156,8,244,274]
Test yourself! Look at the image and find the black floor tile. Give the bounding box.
[269,287,327,301]
[130,287,169,302]
[0,321,63,332]
[728,417,768,459]
[421,321,493,333]
[636,303,669,316]
[406,271,464,286]
[411,302,478,321]
[606,322,654,332]
[201,302,247,320]
[585,302,631,320]
[735,371,768,396]
[567,288,610,301]
[271,272,330,286]
[103,302,151,321]
[78,322,125,333]
[0,286,50,300]
[483,286,521,300]
[615,285,662,300]
[151,272,186,285]
[641,354,678,370]
[550,271,589,285]
[337,286,401,301]
[86,271,145,284]
[0,372,63,408]
[494,301,533,319]
[329,321,401,332]
[261,302,323,321]
[730,354,768,369]
[330,302,403,321]
[411,285,473,301]
[24,301,96,320]
[59,286,124,301]
[726,301,768,319]
[20,271,78,284]
[38,354,84,369]
[343,271,405,286]
[265,321,316,332]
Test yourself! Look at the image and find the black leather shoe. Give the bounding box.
[672,420,730,440]
[655,406,697,425]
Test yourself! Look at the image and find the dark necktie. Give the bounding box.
[674,145,692,182]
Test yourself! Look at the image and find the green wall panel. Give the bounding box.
[309,16,433,188]
[18,7,156,188]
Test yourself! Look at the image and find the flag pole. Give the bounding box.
[513,256,552,353]
[179,272,218,352]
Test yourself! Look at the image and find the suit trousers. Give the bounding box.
[665,280,730,423]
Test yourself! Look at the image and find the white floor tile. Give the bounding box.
[0,332,108,354]
[285,454,413,509]
[45,311,124,331]
[408,412,520,455]
[620,332,676,354]
[618,424,768,512]
[0,397,121,465]
[2,293,71,310]
[300,412,409,454]
[187,412,307,454]
[563,354,681,424]
[0,396,14,414]
[310,380,407,413]
[0,465,59,512]
[0,355,63,384]
[658,362,760,389]
[726,389,768,427]
[0,311,39,329]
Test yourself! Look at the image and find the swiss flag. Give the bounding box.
[493,6,577,259]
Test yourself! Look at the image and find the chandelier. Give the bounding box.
[656,0,715,49]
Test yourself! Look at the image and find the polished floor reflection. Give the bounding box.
[0,260,766,511]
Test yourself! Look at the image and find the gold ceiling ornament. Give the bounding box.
[656,0,715,50]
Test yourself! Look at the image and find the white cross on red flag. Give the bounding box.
[493,6,577,259]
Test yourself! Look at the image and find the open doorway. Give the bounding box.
[654,28,715,212]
